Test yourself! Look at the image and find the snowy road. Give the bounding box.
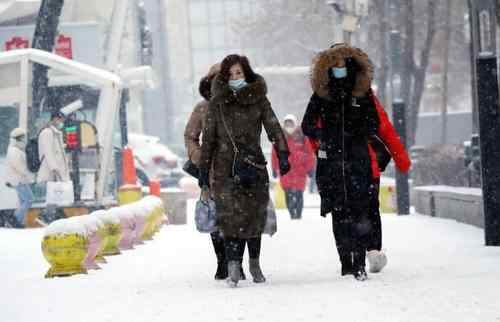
[1,203,500,322]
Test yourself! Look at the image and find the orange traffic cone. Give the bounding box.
[122,147,138,186]
[149,180,161,197]
[118,147,142,205]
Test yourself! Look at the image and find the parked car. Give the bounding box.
[128,133,185,188]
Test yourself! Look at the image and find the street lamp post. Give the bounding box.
[470,0,500,246]
[326,0,362,44]
[390,29,410,216]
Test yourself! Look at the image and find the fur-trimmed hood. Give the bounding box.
[311,44,373,99]
[211,73,268,105]
[199,63,221,101]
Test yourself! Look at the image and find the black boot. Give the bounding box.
[225,238,246,287]
[211,232,227,280]
[353,251,368,281]
[340,253,354,276]
[354,268,368,281]
[215,261,228,280]
[249,258,266,283]
[239,260,247,280]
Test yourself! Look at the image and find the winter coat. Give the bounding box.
[200,74,289,238]
[302,45,379,216]
[37,125,70,183]
[184,100,208,166]
[272,130,315,191]
[5,139,35,186]
[184,64,221,166]
[307,92,411,179]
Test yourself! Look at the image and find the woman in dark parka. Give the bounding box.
[302,44,379,281]
[199,54,290,287]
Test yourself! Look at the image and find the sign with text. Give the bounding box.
[5,36,29,51]
[55,34,73,59]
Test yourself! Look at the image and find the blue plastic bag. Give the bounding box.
[195,197,217,233]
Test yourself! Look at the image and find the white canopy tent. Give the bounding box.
[0,48,122,202]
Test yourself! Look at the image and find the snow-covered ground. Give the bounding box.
[1,200,500,322]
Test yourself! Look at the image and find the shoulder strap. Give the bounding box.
[218,105,239,154]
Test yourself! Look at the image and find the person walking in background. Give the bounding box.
[272,114,315,220]
[199,54,290,287]
[302,44,379,281]
[184,63,247,281]
[5,128,35,228]
[38,110,70,223]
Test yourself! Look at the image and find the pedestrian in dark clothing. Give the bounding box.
[199,54,290,287]
[302,44,379,281]
[185,64,252,281]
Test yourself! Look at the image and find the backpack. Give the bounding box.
[26,136,42,173]
[26,126,48,174]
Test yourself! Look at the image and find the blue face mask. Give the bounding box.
[331,67,347,79]
[229,78,248,90]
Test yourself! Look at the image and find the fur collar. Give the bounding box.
[310,44,373,99]
[211,74,268,105]
[199,64,221,101]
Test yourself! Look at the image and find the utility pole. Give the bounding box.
[468,0,480,134]
[470,0,500,246]
[390,26,410,215]
[31,0,65,133]
[440,0,452,144]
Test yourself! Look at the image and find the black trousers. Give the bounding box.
[285,189,304,219]
[368,179,382,251]
[224,237,262,262]
[332,205,372,269]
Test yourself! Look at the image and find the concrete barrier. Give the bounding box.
[412,186,483,228]
[160,188,187,225]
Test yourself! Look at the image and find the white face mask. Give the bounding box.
[284,126,295,135]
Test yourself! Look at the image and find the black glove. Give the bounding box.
[272,169,278,178]
[5,182,12,188]
[278,152,291,176]
[198,168,210,188]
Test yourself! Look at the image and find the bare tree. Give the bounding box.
[399,0,437,146]
[372,0,390,108]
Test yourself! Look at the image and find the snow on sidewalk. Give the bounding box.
[1,202,500,322]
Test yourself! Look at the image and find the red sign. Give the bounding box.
[55,34,73,59]
[5,37,29,51]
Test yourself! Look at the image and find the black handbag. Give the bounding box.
[183,159,199,178]
[219,106,266,187]
[370,134,392,172]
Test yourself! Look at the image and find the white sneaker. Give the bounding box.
[367,250,388,273]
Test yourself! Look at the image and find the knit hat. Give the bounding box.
[283,114,298,126]
[50,110,64,120]
[10,127,27,139]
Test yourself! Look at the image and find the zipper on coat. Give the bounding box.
[341,91,347,203]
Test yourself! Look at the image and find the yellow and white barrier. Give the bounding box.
[379,178,397,214]
[41,196,166,278]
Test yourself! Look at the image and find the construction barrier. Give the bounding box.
[41,196,166,278]
[379,180,397,214]
[274,181,286,210]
